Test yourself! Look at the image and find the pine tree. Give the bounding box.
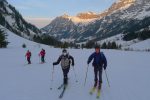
[85,40,95,48]
[101,42,107,49]
[0,29,8,48]
[111,41,117,49]
[107,42,111,49]
[61,42,69,48]
[118,44,122,49]
[81,44,84,49]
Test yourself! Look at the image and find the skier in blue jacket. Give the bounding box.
[87,45,107,89]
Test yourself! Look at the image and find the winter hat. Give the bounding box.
[62,49,67,53]
[95,45,100,49]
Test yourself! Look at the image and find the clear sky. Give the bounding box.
[7,0,116,28]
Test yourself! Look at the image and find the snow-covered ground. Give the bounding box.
[129,39,150,50]
[0,29,150,100]
[98,34,150,51]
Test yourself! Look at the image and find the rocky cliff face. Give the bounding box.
[0,0,41,40]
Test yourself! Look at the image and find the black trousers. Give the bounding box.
[27,57,31,64]
[41,56,45,63]
[94,66,103,83]
[62,67,70,84]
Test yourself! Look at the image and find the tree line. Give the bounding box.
[81,40,121,49]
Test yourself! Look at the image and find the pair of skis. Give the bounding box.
[52,84,101,99]
[89,86,101,99]
[24,62,46,66]
[51,83,67,99]
[59,84,67,98]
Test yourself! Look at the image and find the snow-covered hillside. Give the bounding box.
[129,39,150,50]
[98,34,150,50]
[105,34,150,51]
[0,25,150,100]
[0,0,41,40]
[0,25,38,48]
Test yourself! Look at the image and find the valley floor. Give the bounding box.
[0,30,150,100]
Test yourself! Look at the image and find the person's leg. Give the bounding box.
[94,67,98,87]
[40,56,42,63]
[43,56,45,62]
[98,68,103,89]
[62,68,69,85]
[62,69,66,84]
[27,57,29,64]
[29,57,31,64]
[64,67,70,84]
[66,67,70,75]
[41,56,43,63]
[27,57,31,64]
[41,56,44,63]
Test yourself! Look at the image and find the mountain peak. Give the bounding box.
[76,11,99,19]
[97,0,136,19]
[109,0,135,11]
[61,13,70,18]
[116,0,135,3]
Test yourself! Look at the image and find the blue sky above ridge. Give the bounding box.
[7,0,116,28]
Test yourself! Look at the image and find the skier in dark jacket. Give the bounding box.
[39,48,46,63]
[87,46,107,89]
[25,50,31,64]
[53,49,74,85]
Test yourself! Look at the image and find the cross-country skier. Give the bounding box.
[87,45,107,90]
[39,48,46,63]
[53,49,74,85]
[25,50,31,64]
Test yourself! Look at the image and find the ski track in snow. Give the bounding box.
[0,30,150,100]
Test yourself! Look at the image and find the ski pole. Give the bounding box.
[50,65,55,90]
[38,54,40,63]
[84,64,89,86]
[104,69,110,87]
[72,66,78,83]
[24,56,27,65]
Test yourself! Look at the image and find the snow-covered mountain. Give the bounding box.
[0,0,41,40]
[41,12,99,41]
[42,0,150,43]
[41,12,99,42]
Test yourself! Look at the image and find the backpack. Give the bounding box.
[61,55,70,69]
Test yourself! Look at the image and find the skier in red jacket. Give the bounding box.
[25,50,31,64]
[39,49,46,63]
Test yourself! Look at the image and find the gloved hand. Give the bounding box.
[53,62,55,66]
[103,66,106,70]
[72,63,74,66]
[87,61,90,65]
